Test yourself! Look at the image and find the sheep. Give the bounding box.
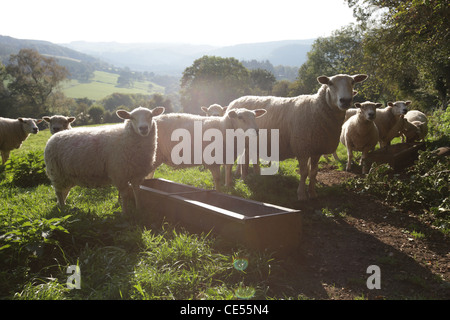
[44,106,165,214]
[201,104,228,117]
[147,108,266,190]
[227,73,368,200]
[374,101,410,147]
[0,117,43,164]
[403,110,428,142]
[340,101,382,173]
[42,115,76,134]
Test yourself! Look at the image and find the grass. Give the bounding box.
[61,71,165,100]
[0,126,282,300]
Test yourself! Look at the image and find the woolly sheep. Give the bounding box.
[0,117,42,164]
[374,101,410,147]
[403,110,428,142]
[227,73,368,200]
[201,104,228,117]
[340,101,382,173]
[44,106,165,213]
[147,108,266,189]
[43,115,76,134]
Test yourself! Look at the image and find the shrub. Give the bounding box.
[347,150,450,234]
[5,151,50,187]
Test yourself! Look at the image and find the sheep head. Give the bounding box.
[317,74,368,111]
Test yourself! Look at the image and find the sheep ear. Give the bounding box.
[355,103,362,109]
[387,102,394,107]
[375,103,383,108]
[152,107,165,116]
[228,111,237,118]
[317,76,330,85]
[68,117,76,123]
[43,116,51,123]
[201,106,208,113]
[18,118,24,123]
[35,119,43,124]
[116,110,131,120]
[353,90,358,96]
[254,109,267,118]
[353,74,368,83]
[405,100,412,105]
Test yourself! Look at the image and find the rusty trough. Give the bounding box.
[138,178,301,253]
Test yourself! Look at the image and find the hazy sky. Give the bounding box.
[1,0,356,46]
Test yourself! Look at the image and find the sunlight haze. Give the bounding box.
[1,0,356,45]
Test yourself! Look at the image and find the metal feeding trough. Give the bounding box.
[365,142,426,171]
[138,178,301,253]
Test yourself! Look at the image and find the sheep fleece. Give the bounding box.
[44,122,157,190]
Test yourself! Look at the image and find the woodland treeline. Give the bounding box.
[0,0,448,120]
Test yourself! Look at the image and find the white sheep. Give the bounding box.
[201,104,228,117]
[44,106,165,213]
[0,117,43,164]
[147,108,266,189]
[227,73,368,200]
[43,115,76,134]
[374,101,410,147]
[403,110,428,142]
[340,101,382,173]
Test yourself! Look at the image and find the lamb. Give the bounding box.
[402,110,428,142]
[147,108,266,189]
[227,73,368,200]
[0,117,43,164]
[43,115,76,134]
[340,101,382,173]
[44,106,165,213]
[201,104,228,117]
[374,101,410,147]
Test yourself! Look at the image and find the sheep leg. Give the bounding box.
[361,150,369,174]
[1,150,10,165]
[209,165,222,191]
[308,155,320,199]
[297,157,309,201]
[225,164,233,187]
[54,186,71,208]
[346,147,353,172]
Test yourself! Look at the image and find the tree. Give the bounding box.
[294,25,369,98]
[6,48,69,116]
[88,105,105,124]
[346,0,449,108]
[180,56,250,114]
[250,69,276,94]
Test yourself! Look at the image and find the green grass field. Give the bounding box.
[62,71,165,100]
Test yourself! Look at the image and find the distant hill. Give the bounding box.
[62,39,314,76]
[0,35,313,78]
[0,35,109,81]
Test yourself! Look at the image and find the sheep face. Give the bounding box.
[117,106,165,137]
[317,74,368,111]
[355,102,382,121]
[227,108,267,135]
[387,101,410,116]
[43,115,76,134]
[18,118,42,134]
[201,104,227,117]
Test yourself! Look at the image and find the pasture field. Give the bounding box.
[61,71,165,100]
[0,111,449,301]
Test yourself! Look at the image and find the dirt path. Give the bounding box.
[273,168,450,300]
